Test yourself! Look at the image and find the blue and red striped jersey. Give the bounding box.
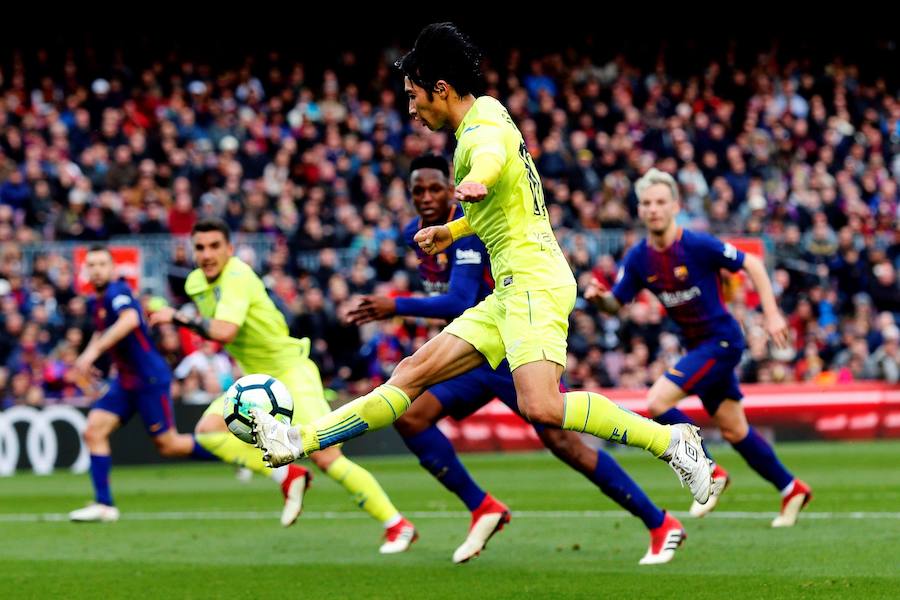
[612,228,746,349]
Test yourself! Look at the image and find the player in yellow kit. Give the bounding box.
[252,23,713,505]
[150,218,417,553]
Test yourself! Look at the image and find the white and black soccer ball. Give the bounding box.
[223,374,293,443]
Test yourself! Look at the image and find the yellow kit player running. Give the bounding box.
[252,22,712,505]
[150,218,417,553]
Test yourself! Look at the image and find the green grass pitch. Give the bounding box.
[2,440,897,599]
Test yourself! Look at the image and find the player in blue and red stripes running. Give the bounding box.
[586,168,812,527]
[68,245,308,524]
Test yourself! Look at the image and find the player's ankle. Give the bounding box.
[287,427,302,448]
[383,514,403,529]
[661,425,681,460]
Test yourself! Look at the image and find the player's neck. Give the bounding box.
[648,224,680,251]
[447,94,477,131]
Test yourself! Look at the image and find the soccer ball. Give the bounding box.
[223,374,293,443]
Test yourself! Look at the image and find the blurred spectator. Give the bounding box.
[173,340,235,402]
[1,37,899,407]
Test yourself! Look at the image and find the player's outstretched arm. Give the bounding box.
[149,306,239,343]
[347,295,396,325]
[585,277,623,314]
[741,254,789,349]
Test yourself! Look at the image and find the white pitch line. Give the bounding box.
[1,509,899,523]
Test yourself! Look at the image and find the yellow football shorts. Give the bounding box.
[444,285,576,371]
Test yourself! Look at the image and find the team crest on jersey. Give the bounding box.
[98,308,107,319]
[674,265,689,281]
[436,253,448,266]
[214,287,222,302]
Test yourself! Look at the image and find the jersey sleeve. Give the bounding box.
[394,236,486,320]
[106,282,140,317]
[611,248,644,305]
[214,270,252,327]
[692,232,745,272]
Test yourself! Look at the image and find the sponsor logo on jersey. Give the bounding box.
[423,280,450,295]
[455,248,483,265]
[659,286,702,307]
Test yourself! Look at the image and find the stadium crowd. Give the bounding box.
[1,39,899,408]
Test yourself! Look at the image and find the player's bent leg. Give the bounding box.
[396,391,488,512]
[393,391,445,437]
[152,429,199,458]
[513,361,711,504]
[648,376,717,464]
[71,409,121,522]
[83,408,120,456]
[395,389,507,563]
[537,426,685,564]
[310,446,417,553]
[645,377,727,517]
[194,400,279,476]
[193,398,311,526]
[712,399,750,444]
[538,428,666,529]
[713,400,812,526]
[252,332,484,465]
[646,376,688,418]
[515,360,670,453]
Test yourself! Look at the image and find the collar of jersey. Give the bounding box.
[455,96,487,139]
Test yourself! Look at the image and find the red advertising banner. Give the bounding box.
[441,383,900,452]
[73,246,142,294]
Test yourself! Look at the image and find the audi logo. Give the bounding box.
[0,405,89,476]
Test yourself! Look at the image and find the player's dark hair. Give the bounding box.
[395,22,482,98]
[191,217,231,242]
[86,244,111,256]
[409,154,450,179]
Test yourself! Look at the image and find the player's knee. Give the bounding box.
[83,425,107,448]
[394,353,420,375]
[518,393,562,426]
[309,447,340,471]
[194,415,224,435]
[390,356,419,387]
[394,412,429,437]
[153,437,182,458]
[646,392,673,417]
[539,428,576,459]
[719,422,748,444]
